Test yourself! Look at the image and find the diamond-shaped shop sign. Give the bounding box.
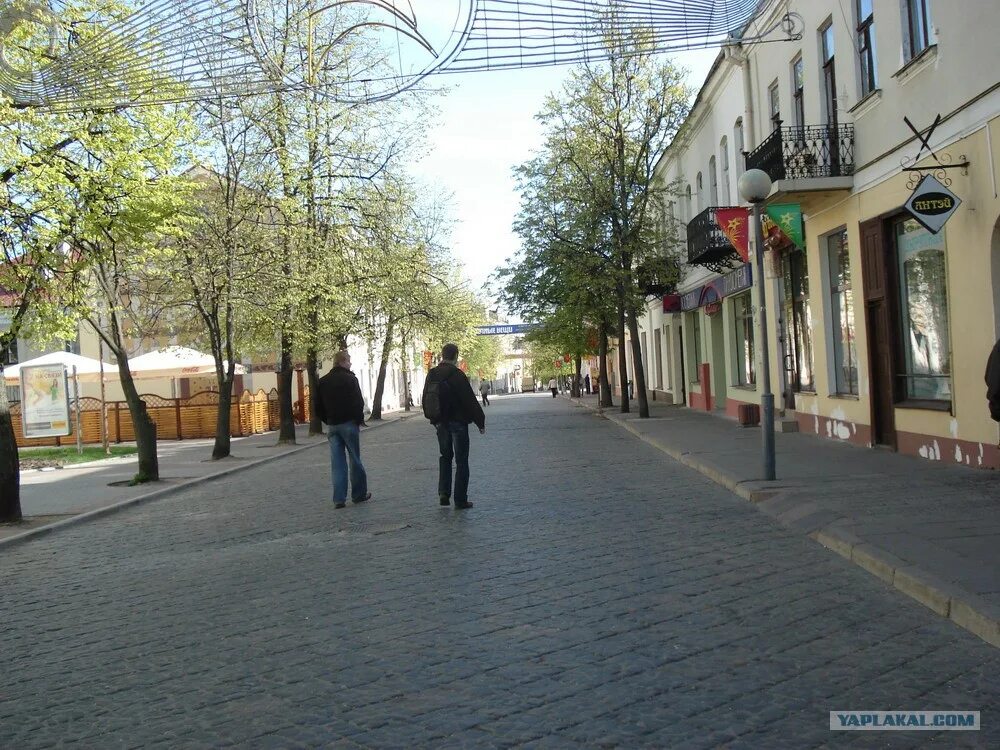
[904,174,961,234]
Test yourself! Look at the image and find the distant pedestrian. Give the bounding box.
[987,337,1000,424]
[548,377,558,398]
[423,343,486,509]
[479,380,490,406]
[316,351,370,509]
[584,373,591,394]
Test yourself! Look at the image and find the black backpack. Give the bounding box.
[423,367,454,423]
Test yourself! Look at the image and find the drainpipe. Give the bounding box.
[724,42,757,151]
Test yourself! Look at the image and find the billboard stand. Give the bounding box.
[73,366,83,455]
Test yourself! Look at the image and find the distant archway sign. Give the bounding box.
[0,0,770,111]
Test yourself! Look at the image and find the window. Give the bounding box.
[783,248,815,391]
[696,172,704,212]
[856,0,878,96]
[684,184,692,222]
[894,217,950,401]
[768,81,781,130]
[64,338,81,355]
[733,119,744,180]
[905,0,931,60]
[708,156,719,207]
[733,293,756,386]
[821,21,838,126]
[791,56,805,129]
[688,312,702,383]
[720,136,731,204]
[827,230,857,395]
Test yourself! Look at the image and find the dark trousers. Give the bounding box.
[481,393,489,405]
[551,388,557,398]
[436,421,470,503]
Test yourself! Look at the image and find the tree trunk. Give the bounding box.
[0,368,23,522]
[369,317,395,421]
[212,373,234,460]
[401,330,412,412]
[617,293,630,414]
[277,329,296,444]
[118,359,159,482]
[306,347,323,436]
[598,324,613,407]
[626,306,650,418]
[572,354,582,397]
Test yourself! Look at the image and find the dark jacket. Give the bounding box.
[424,362,486,430]
[316,366,365,426]
[987,338,1000,422]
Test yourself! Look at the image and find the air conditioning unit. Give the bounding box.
[737,403,760,427]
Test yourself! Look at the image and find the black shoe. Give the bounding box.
[352,492,371,504]
[439,495,451,506]
[334,502,346,509]
[454,502,474,509]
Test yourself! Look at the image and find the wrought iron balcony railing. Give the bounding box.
[744,122,855,181]
[687,205,744,274]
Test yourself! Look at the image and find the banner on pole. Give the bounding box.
[715,208,751,262]
[764,203,804,250]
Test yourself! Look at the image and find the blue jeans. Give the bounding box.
[436,421,470,503]
[328,422,368,503]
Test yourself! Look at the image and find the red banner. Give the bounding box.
[715,208,751,262]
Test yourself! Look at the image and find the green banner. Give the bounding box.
[765,203,804,249]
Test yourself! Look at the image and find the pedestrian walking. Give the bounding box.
[316,351,370,509]
[423,343,486,509]
[987,337,1000,425]
[479,380,490,406]
[584,372,591,394]
[548,377,558,398]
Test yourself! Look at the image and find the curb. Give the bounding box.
[0,415,414,552]
[570,396,1000,648]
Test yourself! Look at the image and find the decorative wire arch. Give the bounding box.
[0,0,800,111]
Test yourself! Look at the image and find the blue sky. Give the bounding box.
[413,49,720,295]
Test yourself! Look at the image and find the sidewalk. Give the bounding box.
[1,410,417,545]
[571,393,1000,647]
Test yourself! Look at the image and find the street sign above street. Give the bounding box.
[476,324,538,336]
[904,174,961,234]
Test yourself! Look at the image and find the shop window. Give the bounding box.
[783,248,815,391]
[732,293,756,386]
[894,217,951,401]
[688,311,702,383]
[856,0,878,96]
[827,230,858,394]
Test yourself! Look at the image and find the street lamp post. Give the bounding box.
[738,169,776,481]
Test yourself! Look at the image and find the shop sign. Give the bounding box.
[704,302,722,316]
[19,364,71,438]
[680,288,701,311]
[476,323,538,336]
[662,294,681,313]
[904,174,961,234]
[722,264,752,296]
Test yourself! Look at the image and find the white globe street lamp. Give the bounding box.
[738,168,777,481]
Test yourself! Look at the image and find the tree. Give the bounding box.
[507,24,689,417]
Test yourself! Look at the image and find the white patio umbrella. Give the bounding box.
[127,346,245,379]
[3,351,114,384]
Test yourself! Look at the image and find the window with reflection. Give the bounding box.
[894,218,950,401]
[733,293,756,386]
[827,230,857,395]
[783,248,815,392]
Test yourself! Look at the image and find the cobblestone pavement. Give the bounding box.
[2,395,997,748]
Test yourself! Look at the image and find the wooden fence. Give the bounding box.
[11,387,311,448]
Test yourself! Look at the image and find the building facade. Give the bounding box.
[628,0,1000,468]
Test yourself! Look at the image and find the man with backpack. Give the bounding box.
[423,343,486,509]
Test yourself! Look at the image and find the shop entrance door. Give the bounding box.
[860,217,897,448]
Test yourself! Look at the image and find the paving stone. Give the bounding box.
[1,395,996,748]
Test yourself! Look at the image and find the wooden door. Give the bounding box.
[860,218,897,447]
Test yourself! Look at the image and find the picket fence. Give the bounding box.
[12,387,311,448]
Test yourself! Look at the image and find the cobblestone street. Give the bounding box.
[2,394,997,748]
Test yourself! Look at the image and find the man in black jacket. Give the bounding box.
[987,337,1000,425]
[316,351,370,509]
[424,343,486,509]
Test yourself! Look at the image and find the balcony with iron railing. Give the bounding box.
[687,205,744,274]
[744,121,855,188]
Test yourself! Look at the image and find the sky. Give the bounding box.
[412,48,720,298]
